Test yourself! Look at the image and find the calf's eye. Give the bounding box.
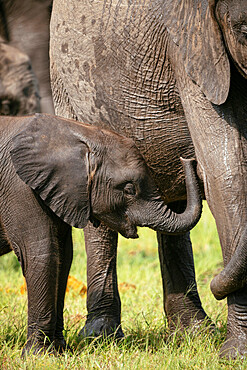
[124,183,136,196]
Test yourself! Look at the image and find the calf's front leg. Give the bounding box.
[22,220,71,355]
[80,222,124,339]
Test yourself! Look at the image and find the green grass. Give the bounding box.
[0,203,246,368]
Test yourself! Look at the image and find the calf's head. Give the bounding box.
[11,114,202,238]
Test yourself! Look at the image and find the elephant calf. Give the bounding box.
[0,113,202,354]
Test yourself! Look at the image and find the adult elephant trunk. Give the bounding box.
[129,158,202,234]
[210,230,247,300]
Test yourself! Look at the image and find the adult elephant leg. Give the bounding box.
[172,48,247,357]
[79,221,124,339]
[157,201,208,331]
[223,288,247,358]
[54,227,73,352]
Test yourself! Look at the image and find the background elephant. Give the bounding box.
[50,0,247,358]
[0,113,201,354]
[0,41,40,115]
[0,0,53,115]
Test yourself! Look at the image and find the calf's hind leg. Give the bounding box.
[54,227,73,351]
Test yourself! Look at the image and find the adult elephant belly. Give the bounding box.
[50,0,208,349]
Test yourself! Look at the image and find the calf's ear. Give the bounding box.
[10,114,91,228]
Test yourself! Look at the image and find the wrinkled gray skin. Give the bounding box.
[0,0,54,115]
[0,41,40,115]
[50,0,247,358]
[0,113,201,354]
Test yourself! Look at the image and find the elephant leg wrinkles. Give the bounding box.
[54,228,73,352]
[21,221,71,355]
[82,204,208,338]
[0,216,12,256]
[81,221,124,339]
[157,201,209,330]
[24,244,59,354]
[173,46,247,357]
[219,289,247,358]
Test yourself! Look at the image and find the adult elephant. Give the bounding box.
[0,0,54,114]
[50,0,247,358]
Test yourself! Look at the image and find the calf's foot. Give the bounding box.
[79,316,124,339]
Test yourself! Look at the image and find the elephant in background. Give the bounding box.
[0,113,201,354]
[50,0,247,358]
[0,0,53,115]
[0,41,40,115]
